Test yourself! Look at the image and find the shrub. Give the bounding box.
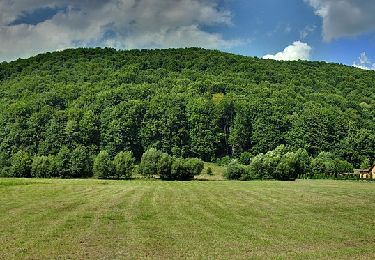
[0,152,10,177]
[206,167,213,175]
[263,145,287,177]
[224,160,246,180]
[248,153,266,179]
[360,158,371,169]
[70,146,93,178]
[311,152,336,178]
[170,158,190,180]
[93,150,114,179]
[138,148,162,177]
[216,156,231,166]
[310,152,353,178]
[31,155,57,178]
[168,158,203,180]
[55,146,72,178]
[185,158,204,176]
[294,148,311,177]
[113,151,135,179]
[334,159,353,176]
[274,152,299,180]
[239,152,252,165]
[158,153,173,180]
[10,151,32,178]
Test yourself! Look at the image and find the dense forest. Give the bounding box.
[0,47,374,178]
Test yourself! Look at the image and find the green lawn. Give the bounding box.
[0,179,374,259]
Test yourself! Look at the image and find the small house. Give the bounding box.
[359,165,375,180]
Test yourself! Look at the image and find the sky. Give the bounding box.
[0,0,375,69]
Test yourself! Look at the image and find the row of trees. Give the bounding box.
[224,145,354,181]
[1,147,204,180]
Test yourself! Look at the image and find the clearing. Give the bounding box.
[0,178,374,259]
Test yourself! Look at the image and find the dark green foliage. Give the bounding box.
[158,153,173,180]
[55,146,72,178]
[239,152,252,165]
[160,157,204,180]
[31,155,57,178]
[217,156,231,166]
[0,152,10,177]
[70,146,93,178]
[10,151,32,178]
[113,151,135,179]
[310,152,353,178]
[247,153,267,179]
[0,47,374,178]
[224,160,247,180]
[169,158,201,180]
[206,167,213,175]
[185,158,205,176]
[235,146,312,180]
[138,148,162,176]
[93,151,114,179]
[92,151,110,178]
[360,158,371,169]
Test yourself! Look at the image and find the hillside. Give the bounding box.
[0,47,374,175]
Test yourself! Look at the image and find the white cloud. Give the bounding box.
[353,52,375,70]
[263,41,312,61]
[305,0,375,41]
[0,0,242,61]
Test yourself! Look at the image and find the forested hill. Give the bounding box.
[0,47,374,172]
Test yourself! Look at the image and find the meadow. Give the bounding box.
[1,178,374,259]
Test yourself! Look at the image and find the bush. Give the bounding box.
[310,152,353,178]
[311,152,337,178]
[10,151,32,178]
[335,159,353,175]
[206,167,213,175]
[138,148,162,176]
[274,152,299,180]
[216,156,231,166]
[31,155,57,178]
[224,160,246,180]
[185,158,204,176]
[247,153,266,179]
[70,146,93,178]
[170,158,190,180]
[55,146,71,178]
[247,147,311,180]
[93,150,114,179]
[113,151,135,179]
[360,158,371,169]
[158,153,173,180]
[239,152,252,165]
[294,148,311,177]
[0,152,10,177]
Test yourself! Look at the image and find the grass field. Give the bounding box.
[1,178,374,259]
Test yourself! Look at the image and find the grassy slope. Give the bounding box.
[1,179,374,259]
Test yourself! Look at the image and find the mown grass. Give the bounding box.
[0,178,374,259]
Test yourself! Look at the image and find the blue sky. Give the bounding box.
[0,0,374,69]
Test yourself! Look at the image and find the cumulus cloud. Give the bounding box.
[0,0,242,61]
[263,41,312,61]
[305,0,375,41]
[352,52,375,70]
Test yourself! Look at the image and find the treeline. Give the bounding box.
[0,47,374,177]
[4,147,204,180]
[224,145,354,181]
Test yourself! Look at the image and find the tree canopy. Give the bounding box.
[0,47,374,178]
